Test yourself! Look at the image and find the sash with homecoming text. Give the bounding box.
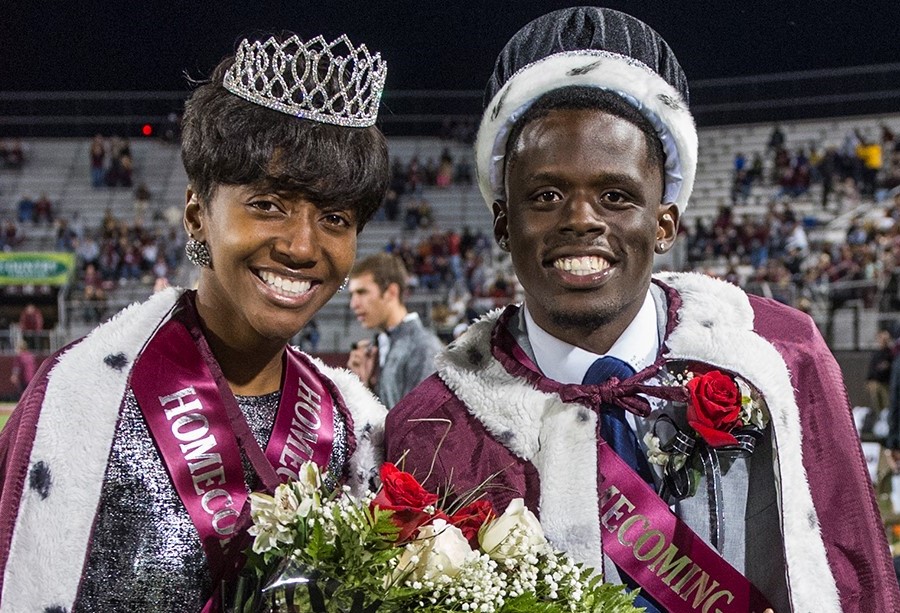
[597,441,774,613]
[131,300,337,603]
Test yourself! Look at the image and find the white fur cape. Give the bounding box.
[0,287,386,612]
[434,272,840,613]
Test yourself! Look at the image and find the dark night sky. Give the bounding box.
[3,1,899,94]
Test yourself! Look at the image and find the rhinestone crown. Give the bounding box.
[223,34,387,128]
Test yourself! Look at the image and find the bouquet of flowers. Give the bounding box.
[237,461,641,613]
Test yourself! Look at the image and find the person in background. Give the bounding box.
[347,252,443,409]
[386,7,898,613]
[9,340,37,399]
[864,328,896,434]
[89,134,106,187]
[0,30,389,611]
[17,303,44,350]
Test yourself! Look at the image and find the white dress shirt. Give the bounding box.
[523,290,659,432]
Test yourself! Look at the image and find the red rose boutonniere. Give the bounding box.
[685,370,743,447]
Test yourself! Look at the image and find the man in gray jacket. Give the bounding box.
[347,253,444,408]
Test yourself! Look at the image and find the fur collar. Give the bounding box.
[435,272,839,612]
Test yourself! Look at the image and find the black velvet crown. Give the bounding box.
[484,6,689,109]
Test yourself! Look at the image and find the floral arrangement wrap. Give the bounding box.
[236,461,642,613]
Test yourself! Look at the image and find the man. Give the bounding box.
[864,329,894,433]
[347,252,443,408]
[386,7,898,613]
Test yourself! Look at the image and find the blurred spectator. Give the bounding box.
[767,124,785,152]
[10,340,38,398]
[81,263,108,322]
[2,139,24,169]
[34,192,54,224]
[16,194,35,223]
[382,188,400,222]
[864,329,896,434]
[18,303,44,350]
[106,137,133,187]
[435,148,454,188]
[2,219,23,250]
[454,157,473,185]
[134,183,152,221]
[89,135,107,187]
[856,134,883,197]
[55,218,77,251]
[297,318,320,352]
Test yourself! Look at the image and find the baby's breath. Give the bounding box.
[246,461,640,612]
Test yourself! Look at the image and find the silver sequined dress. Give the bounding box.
[76,388,349,612]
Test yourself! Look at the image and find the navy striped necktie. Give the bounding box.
[582,356,655,486]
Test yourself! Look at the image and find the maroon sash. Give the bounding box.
[598,443,773,612]
[131,297,338,608]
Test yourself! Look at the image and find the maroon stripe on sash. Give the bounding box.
[132,317,246,573]
[265,348,336,480]
[597,443,773,613]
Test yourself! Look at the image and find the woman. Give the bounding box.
[0,32,389,611]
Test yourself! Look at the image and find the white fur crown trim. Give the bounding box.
[475,50,698,212]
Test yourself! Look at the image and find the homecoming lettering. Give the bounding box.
[159,386,239,536]
[600,485,735,613]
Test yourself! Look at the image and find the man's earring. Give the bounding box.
[498,237,510,251]
[185,236,212,267]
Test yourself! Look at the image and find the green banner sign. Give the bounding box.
[0,252,75,286]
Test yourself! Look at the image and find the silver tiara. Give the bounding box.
[223,34,387,128]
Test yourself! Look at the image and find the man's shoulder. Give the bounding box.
[388,374,456,424]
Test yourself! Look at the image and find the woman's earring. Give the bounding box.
[185,237,212,268]
[339,276,350,292]
[497,237,510,251]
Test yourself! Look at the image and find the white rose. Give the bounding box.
[394,519,478,582]
[478,498,546,560]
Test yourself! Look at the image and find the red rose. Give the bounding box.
[685,370,742,447]
[449,500,496,547]
[371,463,442,541]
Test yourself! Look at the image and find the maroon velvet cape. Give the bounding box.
[386,288,899,613]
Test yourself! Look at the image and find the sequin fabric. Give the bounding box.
[76,387,348,611]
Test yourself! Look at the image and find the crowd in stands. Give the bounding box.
[732,124,900,210]
[379,150,474,226]
[68,212,185,321]
[4,122,900,343]
[1,133,185,326]
[89,134,134,188]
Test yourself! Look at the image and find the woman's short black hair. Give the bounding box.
[504,86,665,189]
[181,37,389,230]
